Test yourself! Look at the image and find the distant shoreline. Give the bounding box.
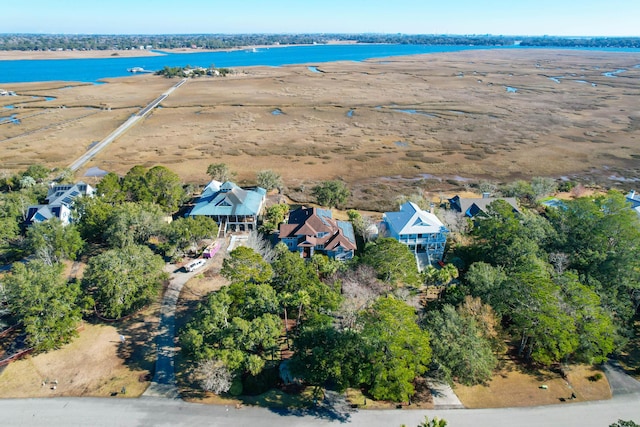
[0,40,359,61]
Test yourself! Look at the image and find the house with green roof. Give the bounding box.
[187,180,266,235]
[382,201,448,270]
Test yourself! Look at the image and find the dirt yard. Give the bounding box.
[454,360,611,409]
[1,49,639,210]
[0,306,159,398]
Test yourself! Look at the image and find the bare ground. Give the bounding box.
[1,49,639,210]
[454,360,611,409]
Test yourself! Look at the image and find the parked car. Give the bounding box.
[184,259,206,272]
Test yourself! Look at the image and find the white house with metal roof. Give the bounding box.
[626,190,640,219]
[187,180,266,235]
[382,202,448,270]
[26,182,95,226]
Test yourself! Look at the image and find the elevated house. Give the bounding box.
[187,180,266,235]
[279,207,356,261]
[626,190,640,218]
[381,202,448,271]
[26,182,95,226]
[448,193,519,218]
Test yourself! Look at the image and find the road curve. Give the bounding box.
[68,78,187,172]
[0,392,638,427]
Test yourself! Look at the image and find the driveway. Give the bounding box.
[604,361,640,395]
[143,240,226,399]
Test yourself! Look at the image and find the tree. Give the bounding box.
[26,219,84,265]
[121,165,152,203]
[193,359,233,394]
[4,260,82,352]
[360,297,431,402]
[22,164,50,182]
[260,203,289,233]
[531,176,557,199]
[104,202,165,248]
[181,286,281,376]
[610,421,640,427]
[163,216,218,257]
[289,325,367,392]
[554,272,615,363]
[548,191,640,334]
[347,209,376,242]
[84,244,166,319]
[221,246,273,284]
[74,197,112,243]
[245,230,278,263]
[207,163,234,182]
[96,172,124,204]
[271,247,342,316]
[256,170,282,192]
[361,238,421,286]
[144,165,186,212]
[312,180,350,208]
[423,304,497,385]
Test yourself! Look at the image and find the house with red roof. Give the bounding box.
[278,207,356,261]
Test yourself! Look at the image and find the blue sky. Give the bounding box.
[5,0,639,36]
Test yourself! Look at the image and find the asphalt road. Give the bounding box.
[0,392,638,427]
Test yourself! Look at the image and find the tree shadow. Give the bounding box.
[113,303,161,379]
[267,395,355,423]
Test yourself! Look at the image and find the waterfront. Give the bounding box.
[1,44,640,84]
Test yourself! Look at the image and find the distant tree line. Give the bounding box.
[1,33,639,52]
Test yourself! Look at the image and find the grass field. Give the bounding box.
[2,49,639,210]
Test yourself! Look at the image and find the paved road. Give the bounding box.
[0,392,638,427]
[68,78,187,172]
[604,361,640,395]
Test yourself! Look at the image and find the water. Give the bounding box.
[271,108,283,115]
[505,86,518,93]
[307,66,321,73]
[3,105,14,109]
[602,69,627,77]
[0,113,19,124]
[2,44,639,84]
[393,109,437,117]
[0,44,495,84]
[548,76,563,83]
[394,141,409,147]
[347,109,354,117]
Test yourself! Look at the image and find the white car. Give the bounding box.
[184,259,206,272]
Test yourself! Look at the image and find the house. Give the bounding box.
[381,202,448,270]
[26,182,95,226]
[448,193,519,218]
[187,180,266,235]
[626,190,640,218]
[278,207,356,261]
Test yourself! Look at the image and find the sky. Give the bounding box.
[4,0,640,37]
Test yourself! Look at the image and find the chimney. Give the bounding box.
[482,192,490,199]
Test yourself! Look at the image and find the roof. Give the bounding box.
[188,180,266,217]
[384,202,448,235]
[449,195,519,217]
[279,207,356,251]
[626,190,640,208]
[26,182,94,225]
